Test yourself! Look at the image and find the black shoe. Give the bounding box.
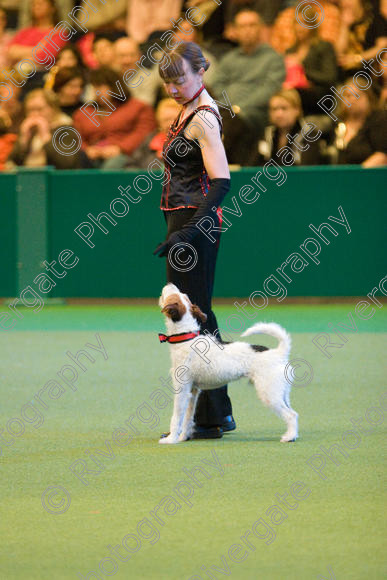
[222,415,236,432]
[193,425,223,439]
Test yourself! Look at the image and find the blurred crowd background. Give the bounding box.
[0,0,386,171]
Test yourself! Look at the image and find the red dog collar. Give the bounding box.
[158,331,200,344]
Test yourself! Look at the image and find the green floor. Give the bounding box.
[0,304,386,580]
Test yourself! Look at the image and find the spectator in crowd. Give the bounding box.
[124,97,181,168]
[11,0,72,29]
[50,67,86,117]
[73,67,156,169]
[328,82,387,166]
[126,0,183,44]
[113,36,160,105]
[172,18,218,86]
[335,0,387,77]
[0,8,14,69]
[284,11,338,115]
[6,0,64,65]
[7,88,82,169]
[92,33,118,69]
[56,45,85,70]
[252,88,324,166]
[211,9,285,165]
[271,1,341,55]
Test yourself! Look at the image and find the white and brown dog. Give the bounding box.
[158,283,298,444]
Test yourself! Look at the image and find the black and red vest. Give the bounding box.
[160,105,222,211]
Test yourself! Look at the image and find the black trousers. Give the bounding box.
[164,209,233,426]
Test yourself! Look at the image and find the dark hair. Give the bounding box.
[57,45,83,68]
[89,67,131,101]
[93,31,125,48]
[53,67,85,92]
[159,42,210,82]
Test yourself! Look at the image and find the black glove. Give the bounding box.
[153,178,230,258]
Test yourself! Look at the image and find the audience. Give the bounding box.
[271,1,341,55]
[328,82,387,166]
[7,89,82,169]
[0,0,385,170]
[252,89,325,166]
[73,67,156,169]
[284,10,338,114]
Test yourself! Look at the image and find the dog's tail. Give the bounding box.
[241,322,291,357]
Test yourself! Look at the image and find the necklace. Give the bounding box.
[182,84,205,107]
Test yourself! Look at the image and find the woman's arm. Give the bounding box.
[188,109,230,179]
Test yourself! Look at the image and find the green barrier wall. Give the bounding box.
[1,166,385,298]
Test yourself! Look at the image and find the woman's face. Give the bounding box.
[269,97,300,130]
[344,85,371,117]
[32,0,54,21]
[25,94,54,123]
[59,78,84,105]
[294,21,314,43]
[163,58,203,105]
[57,50,78,69]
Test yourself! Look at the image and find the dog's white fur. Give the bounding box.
[159,283,298,444]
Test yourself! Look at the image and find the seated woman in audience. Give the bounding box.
[6,0,64,65]
[7,89,82,169]
[73,67,156,169]
[329,82,387,167]
[252,88,324,166]
[124,98,181,168]
[49,67,86,117]
[335,0,387,78]
[284,11,338,115]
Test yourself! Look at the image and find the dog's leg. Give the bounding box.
[252,375,298,443]
[159,381,193,444]
[179,386,200,442]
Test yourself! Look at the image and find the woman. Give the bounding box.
[335,0,387,78]
[329,82,387,166]
[51,67,86,118]
[254,89,324,166]
[153,42,234,439]
[7,88,82,169]
[6,0,63,65]
[284,12,338,115]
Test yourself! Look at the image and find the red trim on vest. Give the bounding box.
[158,331,200,344]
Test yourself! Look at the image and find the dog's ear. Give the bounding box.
[162,302,183,322]
[191,304,207,323]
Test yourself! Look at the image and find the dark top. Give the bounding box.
[337,111,387,164]
[352,12,387,51]
[287,40,338,89]
[253,119,324,166]
[161,105,222,211]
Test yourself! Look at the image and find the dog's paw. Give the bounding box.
[159,435,179,444]
[178,433,191,442]
[280,435,297,443]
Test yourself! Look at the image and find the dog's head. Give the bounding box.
[159,284,207,325]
